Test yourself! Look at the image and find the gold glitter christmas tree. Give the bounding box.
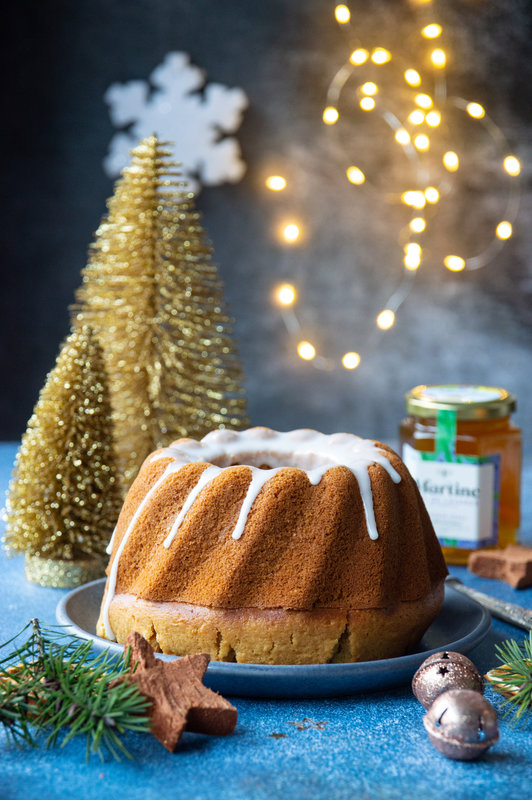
[72,135,248,489]
[4,326,123,587]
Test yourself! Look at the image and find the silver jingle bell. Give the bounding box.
[412,650,484,709]
[423,689,499,761]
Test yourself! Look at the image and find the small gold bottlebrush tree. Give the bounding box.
[72,134,248,489]
[4,326,123,587]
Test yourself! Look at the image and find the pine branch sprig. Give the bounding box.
[0,620,151,760]
[486,632,532,726]
[0,666,41,748]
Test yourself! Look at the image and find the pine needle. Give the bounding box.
[0,619,151,761]
[486,632,532,726]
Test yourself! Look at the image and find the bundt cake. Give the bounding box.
[97,427,447,664]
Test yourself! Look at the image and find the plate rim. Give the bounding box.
[56,578,491,678]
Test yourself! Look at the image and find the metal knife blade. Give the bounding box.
[446,576,532,631]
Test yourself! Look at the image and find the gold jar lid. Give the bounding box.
[405,384,516,420]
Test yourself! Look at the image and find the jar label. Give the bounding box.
[402,441,501,550]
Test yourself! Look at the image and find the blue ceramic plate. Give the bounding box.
[56,579,490,698]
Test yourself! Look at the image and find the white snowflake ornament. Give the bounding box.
[104,52,248,193]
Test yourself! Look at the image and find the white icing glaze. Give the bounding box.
[106,526,117,556]
[101,461,182,638]
[163,465,222,548]
[101,428,401,640]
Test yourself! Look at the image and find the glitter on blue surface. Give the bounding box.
[1,443,531,800]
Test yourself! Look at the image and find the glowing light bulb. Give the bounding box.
[431,48,446,68]
[346,166,365,185]
[466,102,485,119]
[404,243,422,270]
[443,151,459,171]
[503,156,521,176]
[360,97,376,111]
[424,186,439,203]
[297,341,316,361]
[402,191,426,209]
[371,48,391,64]
[415,93,433,109]
[275,283,297,306]
[282,223,300,243]
[408,109,425,125]
[323,106,339,124]
[342,351,361,369]
[265,175,287,191]
[496,221,513,240]
[376,309,395,330]
[414,133,430,151]
[444,255,466,272]
[404,256,421,271]
[410,217,426,233]
[361,81,378,96]
[350,48,368,65]
[422,23,442,38]
[395,129,411,145]
[404,69,421,87]
[425,110,441,127]
[335,4,350,23]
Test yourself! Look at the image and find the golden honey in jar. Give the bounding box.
[399,385,521,565]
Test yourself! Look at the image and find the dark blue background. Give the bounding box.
[3,0,532,445]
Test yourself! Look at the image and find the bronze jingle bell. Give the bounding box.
[423,689,499,760]
[412,650,484,709]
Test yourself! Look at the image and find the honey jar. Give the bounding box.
[399,385,521,565]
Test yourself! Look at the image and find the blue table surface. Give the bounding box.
[0,441,531,800]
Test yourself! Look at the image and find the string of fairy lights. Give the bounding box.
[267,0,522,371]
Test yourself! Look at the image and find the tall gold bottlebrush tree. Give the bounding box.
[72,135,248,489]
[5,326,123,587]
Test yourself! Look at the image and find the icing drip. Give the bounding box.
[231,468,282,540]
[101,428,402,640]
[163,465,222,548]
[101,464,179,639]
[106,526,117,556]
[348,461,379,541]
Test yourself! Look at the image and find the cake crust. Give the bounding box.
[102,451,445,609]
